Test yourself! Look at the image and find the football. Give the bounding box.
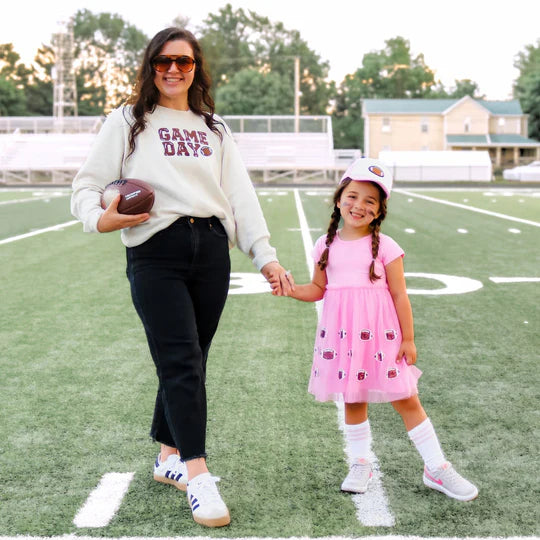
[101,178,155,215]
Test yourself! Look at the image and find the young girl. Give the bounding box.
[282,158,478,501]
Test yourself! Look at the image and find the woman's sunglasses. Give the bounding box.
[152,55,196,73]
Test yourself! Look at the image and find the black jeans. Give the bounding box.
[126,216,230,460]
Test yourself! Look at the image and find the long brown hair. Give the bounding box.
[318,179,388,282]
[125,27,222,156]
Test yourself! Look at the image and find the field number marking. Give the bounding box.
[226,273,539,296]
[229,272,272,294]
[405,273,483,295]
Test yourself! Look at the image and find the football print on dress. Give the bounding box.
[360,329,373,341]
[356,370,368,381]
[321,348,337,360]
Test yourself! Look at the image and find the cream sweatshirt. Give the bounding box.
[71,105,277,270]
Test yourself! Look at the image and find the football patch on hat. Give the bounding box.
[368,165,385,177]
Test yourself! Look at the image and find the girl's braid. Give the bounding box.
[369,220,382,282]
[318,206,340,270]
[368,186,388,282]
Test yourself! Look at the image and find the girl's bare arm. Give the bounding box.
[386,257,417,365]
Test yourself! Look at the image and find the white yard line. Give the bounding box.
[490,277,540,283]
[0,220,79,245]
[293,189,395,527]
[0,193,69,205]
[72,473,134,528]
[394,189,540,227]
[1,535,538,540]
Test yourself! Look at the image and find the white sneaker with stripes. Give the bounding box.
[187,472,230,527]
[153,453,188,491]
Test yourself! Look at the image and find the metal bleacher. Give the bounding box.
[0,132,98,183]
[225,115,347,182]
[0,115,359,185]
[0,116,103,184]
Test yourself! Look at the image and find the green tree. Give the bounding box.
[215,68,293,114]
[0,43,34,86]
[332,115,364,152]
[0,43,31,114]
[514,39,540,83]
[0,76,27,115]
[24,45,55,116]
[340,36,436,100]
[332,72,366,149]
[198,4,333,115]
[72,9,148,113]
[198,5,254,88]
[448,79,483,99]
[426,79,482,99]
[514,39,540,139]
[0,44,21,78]
[515,71,540,140]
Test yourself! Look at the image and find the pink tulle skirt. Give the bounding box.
[309,286,421,403]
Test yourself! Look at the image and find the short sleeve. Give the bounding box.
[311,234,327,262]
[379,234,405,266]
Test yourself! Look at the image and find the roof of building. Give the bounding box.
[481,101,523,115]
[363,98,523,115]
[447,135,488,144]
[446,134,540,146]
[490,134,540,145]
[379,150,492,165]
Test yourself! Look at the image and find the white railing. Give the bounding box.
[0,116,103,134]
[0,115,360,184]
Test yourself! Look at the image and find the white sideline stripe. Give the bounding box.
[335,403,396,527]
[0,220,79,245]
[293,189,316,276]
[0,193,69,205]
[293,189,395,527]
[1,537,538,540]
[73,472,134,528]
[395,189,540,227]
[490,277,540,283]
[1,537,539,540]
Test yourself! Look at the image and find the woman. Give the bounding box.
[71,27,291,527]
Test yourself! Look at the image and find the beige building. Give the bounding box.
[362,97,540,167]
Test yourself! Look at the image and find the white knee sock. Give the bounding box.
[408,418,446,471]
[344,419,372,462]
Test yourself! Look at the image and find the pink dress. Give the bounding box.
[308,232,422,403]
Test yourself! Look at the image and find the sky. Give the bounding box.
[1,0,539,100]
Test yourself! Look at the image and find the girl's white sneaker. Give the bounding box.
[341,459,373,493]
[423,462,478,501]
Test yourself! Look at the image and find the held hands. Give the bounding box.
[396,339,417,365]
[261,262,295,297]
[97,194,150,232]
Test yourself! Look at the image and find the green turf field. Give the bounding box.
[0,186,539,538]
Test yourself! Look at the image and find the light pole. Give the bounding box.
[294,56,300,132]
